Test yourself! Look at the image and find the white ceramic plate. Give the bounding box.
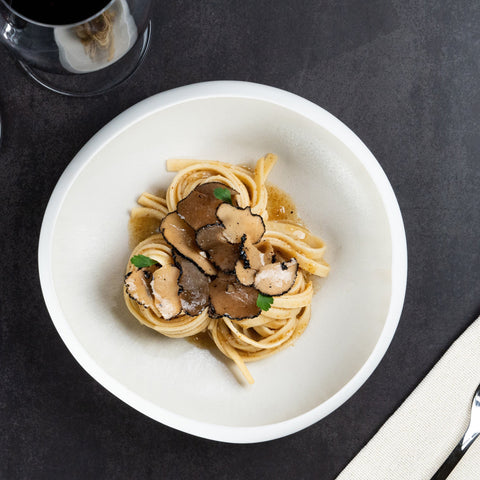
[38,81,407,443]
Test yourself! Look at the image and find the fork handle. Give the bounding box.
[430,432,479,480]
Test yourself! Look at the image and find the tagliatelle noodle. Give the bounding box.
[124,154,329,384]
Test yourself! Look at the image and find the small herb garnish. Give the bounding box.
[214,187,232,204]
[130,254,158,268]
[257,293,273,311]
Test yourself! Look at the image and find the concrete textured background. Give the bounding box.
[0,1,479,478]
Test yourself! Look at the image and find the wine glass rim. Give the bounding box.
[0,0,117,28]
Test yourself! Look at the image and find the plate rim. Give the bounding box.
[38,80,408,443]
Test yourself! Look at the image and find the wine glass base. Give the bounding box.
[18,21,152,97]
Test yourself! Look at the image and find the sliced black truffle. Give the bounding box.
[209,272,261,319]
[239,237,275,270]
[254,258,298,296]
[160,211,216,276]
[215,204,265,244]
[176,182,239,230]
[151,264,182,320]
[195,223,240,273]
[235,238,275,286]
[174,254,210,316]
[124,265,160,309]
[234,259,256,287]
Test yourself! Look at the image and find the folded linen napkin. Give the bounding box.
[336,316,480,480]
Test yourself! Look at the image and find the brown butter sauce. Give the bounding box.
[265,183,301,223]
[188,331,215,349]
[128,215,161,250]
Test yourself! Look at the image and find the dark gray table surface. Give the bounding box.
[1,1,479,479]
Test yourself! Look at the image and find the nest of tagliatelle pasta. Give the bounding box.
[123,154,330,384]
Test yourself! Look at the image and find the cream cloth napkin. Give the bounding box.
[336,316,480,480]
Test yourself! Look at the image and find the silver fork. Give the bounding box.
[430,382,480,480]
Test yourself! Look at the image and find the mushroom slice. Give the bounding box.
[174,254,210,316]
[254,258,298,296]
[216,204,265,244]
[151,264,182,320]
[124,265,160,309]
[209,272,261,319]
[195,223,239,273]
[160,211,216,276]
[176,182,239,230]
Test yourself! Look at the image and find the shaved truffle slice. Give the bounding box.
[124,265,160,309]
[239,237,275,270]
[254,258,298,296]
[151,264,182,320]
[160,211,216,276]
[209,273,261,319]
[176,182,239,230]
[256,240,276,263]
[236,238,275,286]
[195,223,240,273]
[216,204,265,244]
[234,259,256,287]
[174,254,210,316]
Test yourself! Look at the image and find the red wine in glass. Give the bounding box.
[7,0,111,25]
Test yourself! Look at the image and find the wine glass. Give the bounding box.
[0,0,152,96]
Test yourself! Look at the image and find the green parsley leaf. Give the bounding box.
[256,293,273,311]
[130,254,158,268]
[213,187,232,204]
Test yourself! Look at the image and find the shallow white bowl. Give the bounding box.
[38,81,407,443]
